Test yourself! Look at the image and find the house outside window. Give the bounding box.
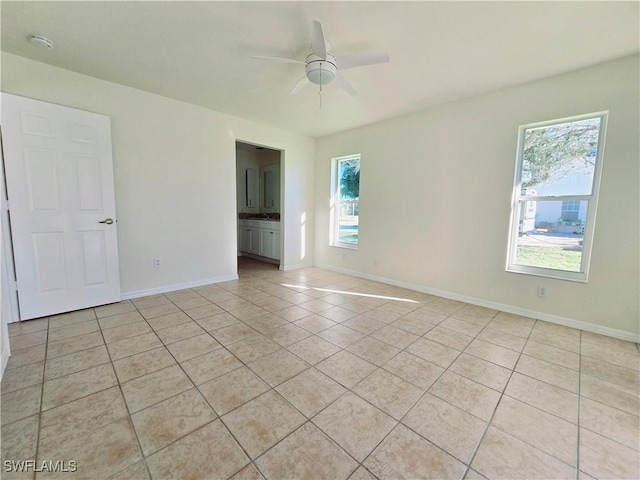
[507,113,607,282]
[331,155,360,248]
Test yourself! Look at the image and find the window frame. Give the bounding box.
[330,154,361,250]
[506,112,608,282]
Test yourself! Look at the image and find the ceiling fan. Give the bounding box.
[253,20,390,97]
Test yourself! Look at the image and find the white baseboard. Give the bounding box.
[1,343,10,381]
[315,263,640,343]
[280,262,314,271]
[121,274,239,300]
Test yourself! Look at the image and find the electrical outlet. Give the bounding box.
[153,258,162,268]
[537,286,547,298]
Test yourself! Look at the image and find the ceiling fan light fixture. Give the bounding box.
[305,53,337,85]
[29,34,54,50]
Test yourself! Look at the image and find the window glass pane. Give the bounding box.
[337,158,360,246]
[520,117,600,196]
[515,200,588,272]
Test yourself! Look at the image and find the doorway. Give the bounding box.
[235,142,283,268]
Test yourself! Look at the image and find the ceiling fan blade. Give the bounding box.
[335,53,390,71]
[335,73,358,96]
[310,20,327,60]
[252,56,305,65]
[290,76,310,95]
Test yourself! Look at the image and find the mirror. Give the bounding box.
[245,169,256,207]
[260,163,280,212]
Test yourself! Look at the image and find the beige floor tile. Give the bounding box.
[147,419,248,479]
[492,395,577,466]
[393,312,444,335]
[106,332,163,361]
[505,372,578,422]
[579,428,639,479]
[1,414,39,463]
[429,371,501,421]
[523,340,579,370]
[5,344,46,371]
[138,303,181,320]
[196,311,240,331]
[580,397,640,450]
[365,423,467,480]
[314,392,396,462]
[229,463,264,480]
[44,345,110,382]
[532,320,580,340]
[145,311,192,331]
[262,324,311,347]
[528,328,580,353]
[41,363,117,411]
[166,333,222,362]
[371,325,420,349]
[487,313,535,338]
[464,338,519,369]
[581,355,639,390]
[248,349,309,387]
[184,303,225,320]
[287,335,341,365]
[581,331,639,354]
[227,334,281,363]
[1,362,44,394]
[316,350,377,389]
[229,305,270,322]
[422,298,466,316]
[244,313,289,334]
[406,337,461,368]
[154,321,205,345]
[451,305,496,326]
[471,426,575,480]
[47,331,104,359]
[349,467,378,480]
[106,461,150,480]
[580,374,639,416]
[276,368,347,417]
[164,289,201,302]
[347,336,401,366]
[48,309,96,328]
[181,348,242,385]
[121,365,193,413]
[39,387,128,453]
[223,390,306,458]
[465,469,489,480]
[449,353,511,392]
[1,385,42,426]
[198,366,270,416]
[317,324,366,348]
[102,322,153,344]
[173,296,211,310]
[293,314,337,333]
[341,315,387,335]
[319,306,358,322]
[424,325,474,351]
[131,388,216,455]
[9,331,48,350]
[131,295,171,310]
[8,318,48,337]
[440,317,485,337]
[300,299,334,313]
[582,341,640,371]
[47,319,99,342]
[515,354,579,392]
[383,351,444,390]
[93,301,137,319]
[211,323,259,346]
[353,369,424,420]
[256,422,358,479]
[217,297,254,311]
[403,393,486,464]
[98,311,146,330]
[476,327,527,352]
[36,418,141,480]
[112,347,176,383]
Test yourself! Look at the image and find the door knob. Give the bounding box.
[99,218,114,225]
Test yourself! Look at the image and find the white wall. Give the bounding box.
[1,53,315,297]
[315,55,640,340]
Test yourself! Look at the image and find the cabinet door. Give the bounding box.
[272,231,281,260]
[248,228,260,254]
[259,229,274,258]
[239,226,248,252]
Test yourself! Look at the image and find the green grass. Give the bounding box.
[516,246,582,272]
[338,229,359,245]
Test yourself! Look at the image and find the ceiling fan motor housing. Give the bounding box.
[305,53,337,85]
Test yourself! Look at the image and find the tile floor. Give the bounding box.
[2,257,639,479]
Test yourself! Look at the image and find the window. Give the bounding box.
[507,113,607,281]
[331,155,360,248]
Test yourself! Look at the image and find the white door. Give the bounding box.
[1,93,120,320]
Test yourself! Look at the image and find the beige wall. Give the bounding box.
[314,55,639,340]
[1,53,316,296]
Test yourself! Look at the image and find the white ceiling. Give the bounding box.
[2,1,638,138]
